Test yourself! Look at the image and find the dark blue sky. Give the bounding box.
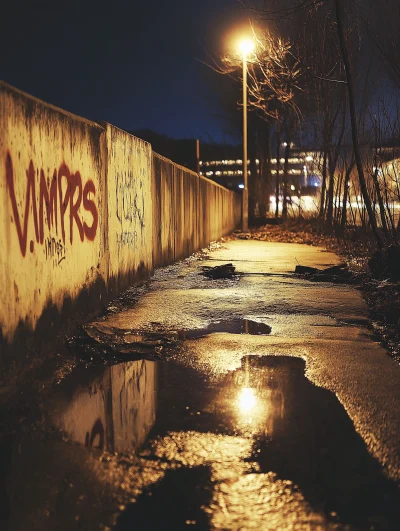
[1,0,250,141]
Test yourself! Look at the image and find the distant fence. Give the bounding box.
[0,81,241,378]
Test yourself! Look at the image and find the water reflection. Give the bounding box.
[50,360,157,453]
[237,387,257,414]
[178,318,271,340]
[214,355,286,436]
[3,353,400,530]
[233,356,400,529]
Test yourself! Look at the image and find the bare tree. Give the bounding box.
[333,0,383,247]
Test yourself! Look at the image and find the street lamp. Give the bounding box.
[238,38,254,231]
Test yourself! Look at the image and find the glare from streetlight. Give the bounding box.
[238,38,255,57]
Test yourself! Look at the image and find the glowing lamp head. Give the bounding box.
[238,38,255,57]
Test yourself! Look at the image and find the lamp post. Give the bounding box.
[239,39,254,231]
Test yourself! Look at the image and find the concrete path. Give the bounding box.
[99,240,400,481]
[4,240,400,530]
[84,239,400,529]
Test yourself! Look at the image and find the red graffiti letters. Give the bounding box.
[39,168,58,242]
[5,153,98,256]
[82,180,98,240]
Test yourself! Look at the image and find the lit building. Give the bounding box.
[199,148,322,195]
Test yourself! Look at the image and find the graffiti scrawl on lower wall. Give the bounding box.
[116,230,138,248]
[5,152,99,257]
[44,236,67,266]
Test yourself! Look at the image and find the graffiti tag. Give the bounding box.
[5,153,98,256]
[44,236,66,266]
[115,170,145,227]
[116,230,138,248]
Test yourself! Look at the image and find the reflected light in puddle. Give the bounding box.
[236,387,264,426]
[235,385,269,430]
[238,387,257,414]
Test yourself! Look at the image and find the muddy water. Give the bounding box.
[1,341,400,530]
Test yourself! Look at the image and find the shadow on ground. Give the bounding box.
[116,466,213,530]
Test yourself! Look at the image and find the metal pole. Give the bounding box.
[195,139,200,174]
[242,53,248,231]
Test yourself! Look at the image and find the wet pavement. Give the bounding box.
[1,241,400,530]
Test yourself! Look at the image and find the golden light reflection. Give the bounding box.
[236,386,267,428]
[238,387,257,414]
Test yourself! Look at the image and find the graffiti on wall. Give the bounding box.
[5,153,98,257]
[44,236,66,267]
[116,230,138,248]
[115,169,145,248]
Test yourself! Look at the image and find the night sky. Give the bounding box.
[1,0,251,142]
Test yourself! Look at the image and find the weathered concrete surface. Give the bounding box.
[152,153,241,267]
[105,124,153,293]
[93,240,400,483]
[0,81,105,341]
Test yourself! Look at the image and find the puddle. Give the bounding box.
[50,359,158,453]
[2,355,399,530]
[178,318,272,339]
[68,319,271,364]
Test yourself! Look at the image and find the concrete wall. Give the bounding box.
[105,123,153,294]
[0,81,241,380]
[152,153,241,267]
[0,82,106,345]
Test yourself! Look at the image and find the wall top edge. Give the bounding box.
[100,121,152,149]
[153,151,240,195]
[153,151,198,176]
[1,80,238,198]
[0,80,104,131]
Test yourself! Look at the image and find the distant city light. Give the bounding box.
[238,184,245,189]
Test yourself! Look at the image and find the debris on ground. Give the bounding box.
[231,223,337,247]
[67,324,179,365]
[200,263,237,279]
[294,263,359,284]
[234,231,252,240]
[294,265,320,275]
